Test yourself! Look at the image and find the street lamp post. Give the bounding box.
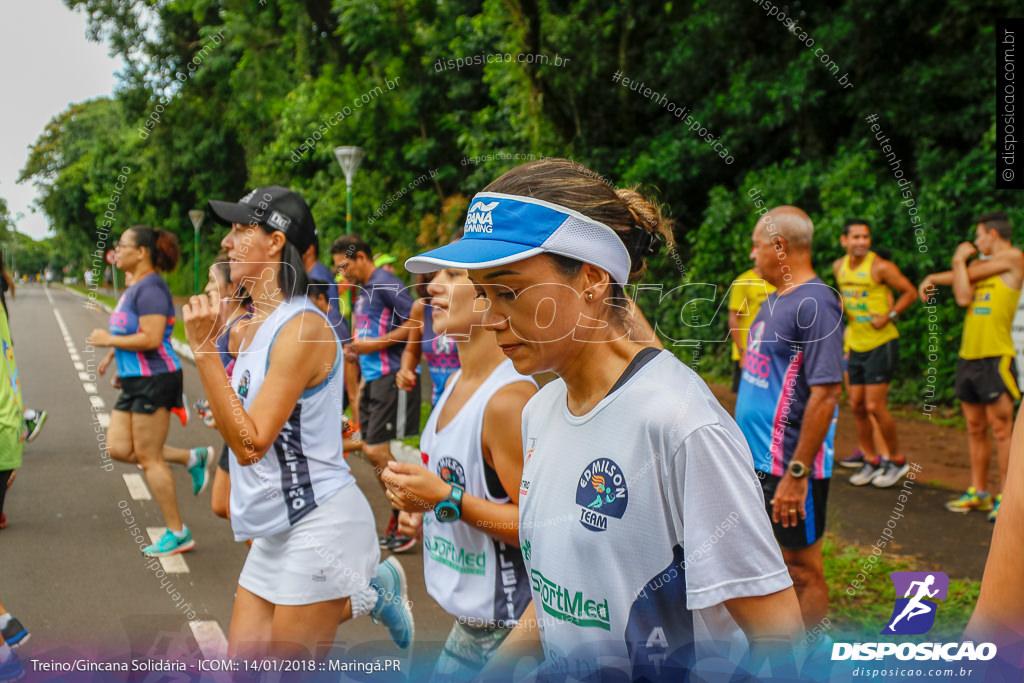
[188,210,205,295]
[333,146,365,234]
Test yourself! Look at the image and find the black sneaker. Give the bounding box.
[378,510,398,548]
[389,535,417,553]
[1,617,29,649]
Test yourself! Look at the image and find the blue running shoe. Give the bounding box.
[0,617,28,649]
[189,447,213,495]
[142,528,195,557]
[370,557,414,649]
[0,652,24,682]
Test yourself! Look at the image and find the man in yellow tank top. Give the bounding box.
[920,211,1024,522]
[832,220,916,488]
[727,266,775,393]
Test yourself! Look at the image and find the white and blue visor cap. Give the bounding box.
[404,192,632,286]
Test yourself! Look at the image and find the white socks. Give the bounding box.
[350,584,380,619]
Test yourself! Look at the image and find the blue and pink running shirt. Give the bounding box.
[421,304,460,405]
[735,278,843,480]
[353,268,414,381]
[109,274,181,378]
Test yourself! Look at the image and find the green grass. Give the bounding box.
[66,284,188,345]
[822,534,980,641]
[397,401,434,450]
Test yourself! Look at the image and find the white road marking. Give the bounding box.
[82,382,98,394]
[122,473,152,500]
[189,620,229,660]
[146,528,190,573]
[78,372,92,381]
[90,396,105,409]
[74,362,85,371]
[97,413,110,428]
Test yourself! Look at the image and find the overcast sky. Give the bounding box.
[1,0,123,240]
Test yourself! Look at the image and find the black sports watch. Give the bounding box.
[434,484,464,523]
[787,461,809,479]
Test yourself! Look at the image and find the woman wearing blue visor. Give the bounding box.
[405,158,804,680]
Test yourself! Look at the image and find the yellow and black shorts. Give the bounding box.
[954,356,1021,404]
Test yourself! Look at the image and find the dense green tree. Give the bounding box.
[16,0,1020,402]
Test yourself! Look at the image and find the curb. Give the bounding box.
[60,285,196,364]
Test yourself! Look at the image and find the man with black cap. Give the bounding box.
[331,233,420,553]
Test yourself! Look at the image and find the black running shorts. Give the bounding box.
[847,338,898,385]
[954,356,1021,404]
[360,374,421,446]
[759,472,830,550]
[114,370,184,414]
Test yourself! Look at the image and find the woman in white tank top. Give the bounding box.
[182,186,412,660]
[382,266,536,679]
[404,160,806,681]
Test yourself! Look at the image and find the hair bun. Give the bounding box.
[614,188,673,276]
[616,189,661,233]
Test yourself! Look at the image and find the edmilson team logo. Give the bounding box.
[882,571,949,635]
[237,369,250,400]
[437,457,466,488]
[575,458,628,532]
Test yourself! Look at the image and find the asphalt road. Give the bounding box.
[0,284,451,679]
[3,283,992,680]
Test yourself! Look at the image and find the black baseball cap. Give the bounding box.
[207,186,318,254]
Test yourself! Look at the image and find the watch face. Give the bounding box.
[435,503,458,523]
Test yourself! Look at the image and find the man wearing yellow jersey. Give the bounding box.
[728,267,775,392]
[920,211,1024,522]
[832,220,916,488]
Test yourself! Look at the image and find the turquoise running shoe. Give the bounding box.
[189,446,213,495]
[142,528,195,557]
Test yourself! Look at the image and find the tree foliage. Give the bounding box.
[15,0,1020,402]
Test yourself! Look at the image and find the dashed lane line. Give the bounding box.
[123,473,152,501]
[189,620,229,660]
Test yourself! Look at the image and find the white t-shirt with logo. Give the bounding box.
[421,359,536,625]
[518,350,792,679]
[229,297,355,541]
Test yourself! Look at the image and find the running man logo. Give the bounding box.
[882,571,949,635]
[575,458,628,532]
[465,200,500,233]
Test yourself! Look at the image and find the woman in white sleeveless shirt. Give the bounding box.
[404,159,806,681]
[382,265,536,680]
[182,186,411,660]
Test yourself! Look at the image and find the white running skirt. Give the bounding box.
[238,481,379,605]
